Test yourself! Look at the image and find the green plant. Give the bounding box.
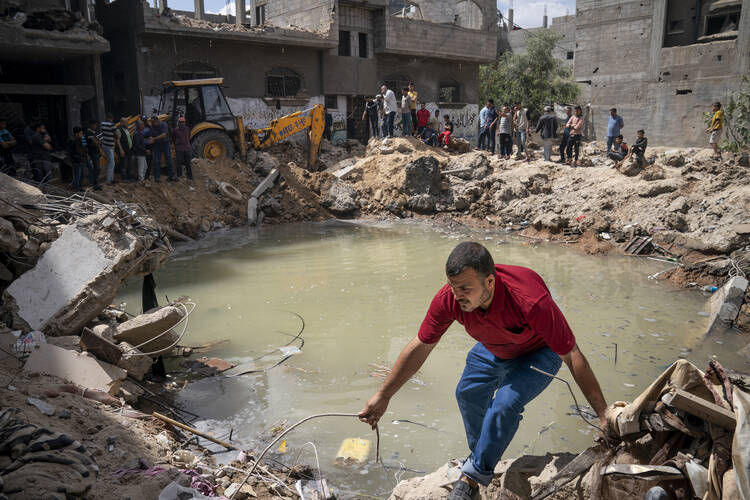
[719,77,750,152]
[480,31,579,120]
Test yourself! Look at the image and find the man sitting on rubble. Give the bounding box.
[624,129,648,167]
[606,135,628,162]
[420,109,441,147]
[359,242,609,500]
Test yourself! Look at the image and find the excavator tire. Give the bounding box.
[192,129,236,161]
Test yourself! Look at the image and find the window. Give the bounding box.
[566,51,574,60]
[705,12,740,36]
[255,5,265,25]
[202,85,232,119]
[439,84,460,103]
[266,69,302,97]
[338,30,351,56]
[358,32,368,58]
[325,95,338,110]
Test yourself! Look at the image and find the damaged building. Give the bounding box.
[0,1,109,147]
[504,0,750,147]
[96,0,497,144]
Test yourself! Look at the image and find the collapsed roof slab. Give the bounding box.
[0,22,110,61]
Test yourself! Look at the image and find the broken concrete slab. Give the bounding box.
[46,335,81,352]
[116,342,154,381]
[2,208,171,336]
[0,217,21,254]
[0,171,46,218]
[23,343,127,395]
[113,305,183,356]
[80,327,122,364]
[705,276,749,336]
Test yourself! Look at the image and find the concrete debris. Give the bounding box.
[321,181,358,214]
[0,171,46,218]
[2,206,171,336]
[80,327,122,364]
[26,396,55,416]
[116,342,154,381]
[705,276,750,336]
[113,305,184,356]
[23,343,127,395]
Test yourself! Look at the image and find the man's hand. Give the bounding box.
[358,392,390,430]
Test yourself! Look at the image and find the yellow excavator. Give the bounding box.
[149,78,325,167]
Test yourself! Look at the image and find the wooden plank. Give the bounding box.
[632,236,653,255]
[662,388,736,431]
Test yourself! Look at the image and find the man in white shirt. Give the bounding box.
[381,84,398,138]
[513,101,530,162]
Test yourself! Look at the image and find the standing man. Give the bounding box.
[605,108,624,155]
[477,101,489,151]
[485,101,498,154]
[148,115,174,182]
[84,119,101,189]
[68,126,89,191]
[0,118,17,176]
[133,120,148,182]
[512,102,530,162]
[376,95,386,137]
[30,123,54,182]
[359,242,609,499]
[381,84,398,138]
[171,116,193,180]
[416,102,430,137]
[116,117,134,182]
[536,106,558,162]
[400,88,413,137]
[559,106,572,164]
[706,102,723,159]
[98,113,117,185]
[362,96,379,139]
[408,83,419,137]
[497,106,512,159]
[566,106,585,167]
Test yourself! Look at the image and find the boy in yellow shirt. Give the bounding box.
[408,83,418,137]
[706,101,724,159]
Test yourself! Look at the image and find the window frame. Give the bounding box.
[338,30,351,57]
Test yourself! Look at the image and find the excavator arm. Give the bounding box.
[247,104,325,168]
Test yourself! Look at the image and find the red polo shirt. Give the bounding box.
[418,264,576,359]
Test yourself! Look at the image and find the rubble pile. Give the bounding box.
[392,360,749,500]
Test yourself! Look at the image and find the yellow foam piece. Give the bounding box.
[335,437,372,464]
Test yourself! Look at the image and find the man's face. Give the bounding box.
[120,119,127,127]
[712,105,719,112]
[638,131,644,139]
[566,108,572,116]
[421,103,425,109]
[447,268,494,312]
[610,110,617,118]
[380,86,387,94]
[38,125,47,134]
[0,121,6,129]
[616,137,622,144]
[576,108,582,116]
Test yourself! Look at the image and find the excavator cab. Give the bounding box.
[159,78,244,160]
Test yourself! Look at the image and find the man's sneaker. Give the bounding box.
[448,479,478,500]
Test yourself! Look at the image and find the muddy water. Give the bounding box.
[118,220,748,497]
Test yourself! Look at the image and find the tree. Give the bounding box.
[719,77,750,152]
[480,31,579,119]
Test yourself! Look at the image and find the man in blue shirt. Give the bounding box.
[606,108,624,154]
[477,102,489,151]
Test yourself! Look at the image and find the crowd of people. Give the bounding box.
[0,93,726,189]
[358,82,726,167]
[0,113,195,191]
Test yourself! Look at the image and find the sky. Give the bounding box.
[163,0,577,28]
[496,0,575,28]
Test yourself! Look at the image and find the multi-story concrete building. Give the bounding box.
[505,0,750,147]
[97,0,497,144]
[0,1,109,145]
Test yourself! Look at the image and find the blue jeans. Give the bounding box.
[401,112,412,136]
[86,158,99,186]
[478,127,488,149]
[152,142,173,181]
[72,161,85,190]
[606,135,616,153]
[386,112,396,137]
[103,146,115,183]
[514,130,527,155]
[456,343,562,486]
[560,128,571,160]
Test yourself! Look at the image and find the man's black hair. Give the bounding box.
[575,105,582,111]
[487,99,494,104]
[0,118,6,123]
[73,126,83,134]
[610,108,617,112]
[402,87,409,92]
[712,101,722,108]
[616,134,623,140]
[637,129,645,134]
[446,242,495,278]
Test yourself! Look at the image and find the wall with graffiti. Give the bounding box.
[385,102,479,145]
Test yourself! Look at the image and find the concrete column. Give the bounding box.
[508,8,514,32]
[92,55,105,120]
[648,0,667,81]
[249,0,257,25]
[235,0,245,25]
[194,0,204,19]
[737,0,750,74]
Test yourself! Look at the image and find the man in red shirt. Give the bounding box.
[359,242,609,499]
[415,102,431,136]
